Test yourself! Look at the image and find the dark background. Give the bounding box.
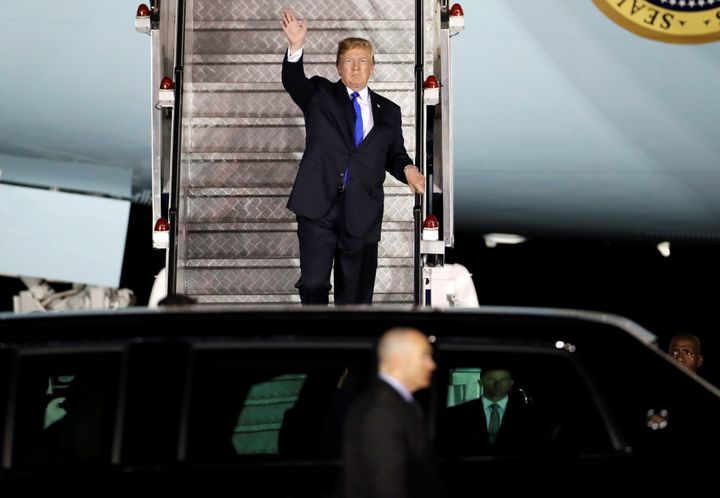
[2,203,717,385]
[447,230,719,386]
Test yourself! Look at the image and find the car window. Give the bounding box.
[11,351,122,468]
[185,347,374,462]
[435,351,613,456]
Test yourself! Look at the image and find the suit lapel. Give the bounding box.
[334,81,356,147]
[478,401,491,443]
[360,88,383,148]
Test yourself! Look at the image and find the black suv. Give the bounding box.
[1,306,717,494]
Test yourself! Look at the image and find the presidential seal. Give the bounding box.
[593,0,720,43]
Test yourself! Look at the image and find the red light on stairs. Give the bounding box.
[160,77,174,90]
[423,214,439,229]
[449,3,464,17]
[135,4,151,33]
[422,214,439,241]
[154,218,170,231]
[424,75,440,88]
[137,4,151,17]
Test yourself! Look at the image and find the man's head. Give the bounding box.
[336,37,375,91]
[377,327,436,393]
[480,369,514,402]
[668,333,704,373]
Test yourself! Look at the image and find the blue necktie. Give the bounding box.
[343,91,364,189]
[351,91,363,147]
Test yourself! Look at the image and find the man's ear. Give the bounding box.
[698,355,704,368]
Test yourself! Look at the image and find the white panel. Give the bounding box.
[0,184,130,287]
[0,153,132,198]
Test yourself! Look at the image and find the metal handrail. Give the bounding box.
[166,0,187,297]
[413,0,425,305]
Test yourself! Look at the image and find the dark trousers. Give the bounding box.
[296,194,378,305]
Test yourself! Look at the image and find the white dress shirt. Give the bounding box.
[379,372,414,403]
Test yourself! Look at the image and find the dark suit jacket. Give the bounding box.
[342,379,445,498]
[439,395,543,455]
[282,55,413,242]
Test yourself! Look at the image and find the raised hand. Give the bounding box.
[281,8,307,53]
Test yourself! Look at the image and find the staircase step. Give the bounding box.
[192,0,416,22]
[185,123,416,154]
[185,223,413,259]
[186,82,415,91]
[182,259,413,296]
[184,84,416,119]
[191,21,415,56]
[188,54,415,84]
[186,158,417,189]
[193,294,302,305]
[185,185,413,223]
[190,293,413,305]
[186,192,291,223]
[186,152,304,161]
[192,20,415,30]
[187,160,298,188]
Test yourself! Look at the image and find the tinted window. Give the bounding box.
[11,351,122,468]
[186,347,374,462]
[435,351,613,456]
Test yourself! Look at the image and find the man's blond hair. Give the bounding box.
[336,37,375,66]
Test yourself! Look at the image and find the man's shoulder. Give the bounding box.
[313,76,339,90]
[447,397,484,415]
[369,90,401,111]
[347,382,406,420]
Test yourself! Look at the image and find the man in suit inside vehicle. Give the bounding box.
[280,8,425,305]
[668,332,704,374]
[342,327,445,498]
[439,367,541,455]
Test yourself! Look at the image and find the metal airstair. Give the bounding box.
[139,0,464,306]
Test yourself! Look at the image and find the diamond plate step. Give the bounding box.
[193,294,302,305]
[192,27,414,56]
[185,185,413,223]
[185,222,414,259]
[185,152,416,189]
[187,160,299,188]
[192,0,418,22]
[188,53,416,84]
[184,84,416,119]
[185,124,416,154]
[190,293,413,305]
[182,259,413,296]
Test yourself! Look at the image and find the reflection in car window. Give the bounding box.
[187,349,373,462]
[437,353,613,456]
[12,352,121,468]
[232,373,307,455]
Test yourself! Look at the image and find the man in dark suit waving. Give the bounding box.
[342,327,445,498]
[281,8,425,305]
